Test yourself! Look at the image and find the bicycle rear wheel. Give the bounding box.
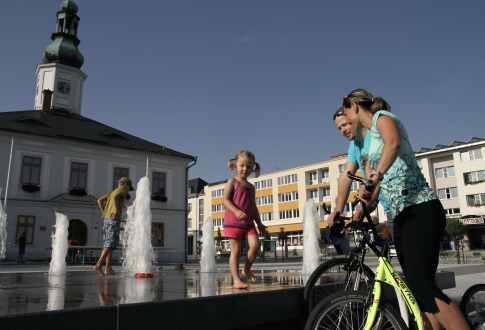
[460,284,485,330]
[303,257,375,312]
[304,291,406,330]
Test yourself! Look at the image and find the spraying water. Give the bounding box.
[49,212,70,275]
[122,177,154,275]
[200,218,216,273]
[302,200,321,282]
[46,274,66,311]
[0,188,7,259]
[119,276,156,304]
[200,272,217,297]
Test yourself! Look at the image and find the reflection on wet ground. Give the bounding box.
[0,269,307,317]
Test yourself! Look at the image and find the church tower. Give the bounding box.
[34,0,87,114]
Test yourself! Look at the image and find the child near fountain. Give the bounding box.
[223,150,267,289]
[95,177,133,275]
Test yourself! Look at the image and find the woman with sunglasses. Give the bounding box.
[336,88,468,330]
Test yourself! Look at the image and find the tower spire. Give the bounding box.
[42,0,84,69]
[35,0,87,115]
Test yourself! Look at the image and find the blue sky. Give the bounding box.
[1,1,484,182]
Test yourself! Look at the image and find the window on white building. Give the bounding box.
[437,187,458,200]
[21,156,42,186]
[319,186,331,197]
[308,189,318,201]
[435,166,455,179]
[338,164,346,173]
[279,208,300,219]
[445,208,461,215]
[277,174,298,185]
[261,212,273,221]
[461,148,483,161]
[255,179,272,190]
[466,193,485,207]
[256,195,273,206]
[319,168,329,180]
[16,215,35,245]
[463,170,485,185]
[152,171,167,197]
[211,204,224,212]
[308,171,317,185]
[211,189,224,197]
[278,191,298,202]
[70,162,88,191]
[152,223,164,247]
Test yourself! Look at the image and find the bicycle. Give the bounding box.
[461,283,485,330]
[305,172,424,330]
[303,202,377,312]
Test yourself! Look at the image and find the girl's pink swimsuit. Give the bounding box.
[223,180,257,239]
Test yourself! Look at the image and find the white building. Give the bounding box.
[416,137,485,249]
[0,0,196,262]
[187,178,207,259]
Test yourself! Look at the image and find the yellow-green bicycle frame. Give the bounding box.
[364,256,424,330]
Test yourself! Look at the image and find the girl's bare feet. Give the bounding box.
[232,280,248,289]
[241,270,257,283]
[105,267,115,275]
[94,265,104,276]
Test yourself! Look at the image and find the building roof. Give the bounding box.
[0,110,195,160]
[416,137,485,154]
[188,178,207,196]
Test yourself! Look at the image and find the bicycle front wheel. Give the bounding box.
[303,257,375,312]
[304,291,406,330]
[460,284,485,330]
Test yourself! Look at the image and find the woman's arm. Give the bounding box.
[97,193,109,212]
[372,116,401,180]
[334,162,358,213]
[327,162,358,226]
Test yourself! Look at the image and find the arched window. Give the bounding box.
[68,219,87,246]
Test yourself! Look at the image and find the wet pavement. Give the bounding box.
[0,268,305,317]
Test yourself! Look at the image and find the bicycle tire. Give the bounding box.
[304,290,407,330]
[460,283,485,330]
[303,257,375,312]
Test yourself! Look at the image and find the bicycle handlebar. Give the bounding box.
[330,172,378,236]
[346,171,375,192]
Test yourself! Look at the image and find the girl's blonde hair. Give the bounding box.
[227,150,261,177]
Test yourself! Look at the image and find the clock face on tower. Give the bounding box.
[57,80,71,95]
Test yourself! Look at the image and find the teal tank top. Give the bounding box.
[365,110,436,219]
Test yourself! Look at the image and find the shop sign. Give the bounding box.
[460,216,485,225]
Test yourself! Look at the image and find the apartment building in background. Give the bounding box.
[188,137,485,254]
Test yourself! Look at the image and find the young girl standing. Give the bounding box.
[223,150,267,289]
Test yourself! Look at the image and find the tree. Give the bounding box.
[446,219,466,263]
[447,219,466,241]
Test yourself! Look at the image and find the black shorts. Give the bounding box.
[393,199,451,313]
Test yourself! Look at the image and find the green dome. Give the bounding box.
[60,0,79,14]
[43,37,84,68]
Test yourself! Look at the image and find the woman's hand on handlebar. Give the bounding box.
[356,185,372,201]
[326,211,339,227]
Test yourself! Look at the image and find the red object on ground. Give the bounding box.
[135,272,154,278]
